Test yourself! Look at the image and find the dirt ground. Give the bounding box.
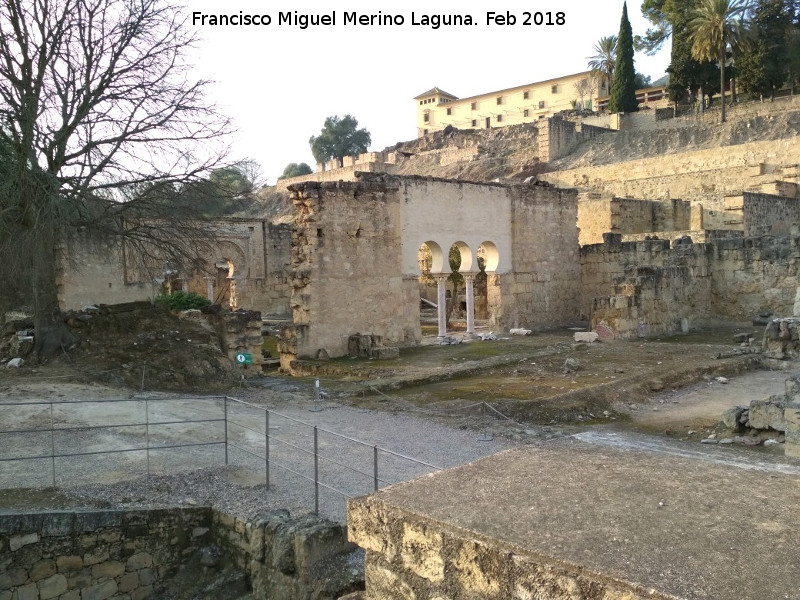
[1,322,789,438]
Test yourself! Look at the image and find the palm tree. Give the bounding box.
[688,0,750,122]
[587,35,617,94]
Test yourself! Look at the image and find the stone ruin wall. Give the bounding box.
[577,197,691,246]
[348,495,675,600]
[536,118,611,163]
[0,507,214,600]
[0,508,360,600]
[541,136,800,213]
[57,220,292,318]
[500,186,581,328]
[282,176,581,361]
[285,179,420,362]
[742,192,800,237]
[581,233,800,337]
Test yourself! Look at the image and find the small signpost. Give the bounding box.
[309,379,323,412]
[235,353,253,365]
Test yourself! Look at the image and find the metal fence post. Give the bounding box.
[313,426,319,515]
[145,399,151,476]
[265,410,270,489]
[223,397,229,466]
[373,445,379,492]
[50,402,56,488]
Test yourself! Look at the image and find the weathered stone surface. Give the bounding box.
[126,552,153,571]
[56,555,83,573]
[30,558,57,581]
[15,583,37,600]
[573,331,599,343]
[37,574,68,600]
[785,402,800,458]
[10,532,39,551]
[118,571,139,593]
[91,560,124,579]
[80,579,117,600]
[722,406,747,431]
[747,396,787,431]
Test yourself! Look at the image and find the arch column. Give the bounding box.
[434,274,449,338]
[464,272,477,334]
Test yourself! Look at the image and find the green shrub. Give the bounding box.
[155,291,212,310]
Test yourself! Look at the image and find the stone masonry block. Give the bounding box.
[9,533,38,552]
[37,573,68,600]
[15,584,38,600]
[401,522,444,583]
[80,579,118,600]
[92,560,125,579]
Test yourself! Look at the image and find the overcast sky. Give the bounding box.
[188,0,670,184]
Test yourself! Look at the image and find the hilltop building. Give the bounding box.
[415,71,606,137]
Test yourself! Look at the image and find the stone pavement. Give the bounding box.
[349,437,800,599]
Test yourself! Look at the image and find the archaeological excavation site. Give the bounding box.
[3,98,800,600]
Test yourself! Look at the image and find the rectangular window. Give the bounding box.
[497,114,503,122]
[523,109,530,117]
[446,107,452,115]
[539,100,545,109]
[471,102,477,110]
[471,119,477,127]
[523,91,529,99]
[551,85,558,94]
[423,113,429,122]
[496,96,503,105]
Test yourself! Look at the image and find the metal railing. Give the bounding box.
[0,395,441,515]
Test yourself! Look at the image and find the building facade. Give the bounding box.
[415,71,607,137]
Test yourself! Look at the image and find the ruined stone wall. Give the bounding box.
[348,496,674,600]
[578,198,692,245]
[542,137,800,211]
[0,507,214,600]
[537,118,612,163]
[286,179,419,360]
[501,186,581,328]
[577,198,613,246]
[58,220,292,317]
[580,233,800,331]
[0,508,361,600]
[742,192,800,236]
[591,264,712,339]
[58,236,158,311]
[709,236,800,320]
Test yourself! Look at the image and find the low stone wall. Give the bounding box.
[591,264,707,339]
[580,232,800,328]
[0,507,214,600]
[0,508,363,600]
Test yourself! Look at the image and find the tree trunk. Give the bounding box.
[720,37,726,123]
[33,233,79,361]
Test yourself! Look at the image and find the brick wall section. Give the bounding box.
[0,508,213,600]
[742,192,800,236]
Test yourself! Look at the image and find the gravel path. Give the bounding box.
[1,382,522,522]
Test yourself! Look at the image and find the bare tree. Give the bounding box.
[573,78,592,110]
[0,0,231,359]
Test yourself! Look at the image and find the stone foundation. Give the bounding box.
[0,508,363,600]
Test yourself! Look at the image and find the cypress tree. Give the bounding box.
[608,2,639,113]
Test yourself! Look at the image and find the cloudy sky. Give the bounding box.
[188,0,670,183]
